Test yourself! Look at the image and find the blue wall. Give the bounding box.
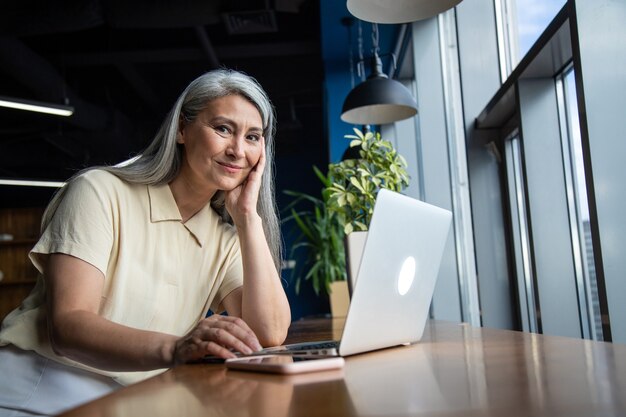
[320,0,399,162]
[281,2,401,320]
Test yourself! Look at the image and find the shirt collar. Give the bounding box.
[147,184,211,247]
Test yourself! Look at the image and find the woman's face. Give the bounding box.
[177,94,264,194]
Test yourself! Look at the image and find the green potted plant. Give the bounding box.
[326,127,410,234]
[283,167,347,302]
[285,128,409,316]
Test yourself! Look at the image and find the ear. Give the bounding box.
[176,116,185,144]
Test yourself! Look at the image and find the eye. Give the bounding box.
[212,125,232,138]
[246,133,262,142]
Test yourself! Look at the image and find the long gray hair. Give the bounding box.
[42,69,283,271]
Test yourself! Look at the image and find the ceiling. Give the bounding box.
[0,0,325,189]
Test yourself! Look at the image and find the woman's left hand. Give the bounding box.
[225,138,266,226]
[172,315,263,364]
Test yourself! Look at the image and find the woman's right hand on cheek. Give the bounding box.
[172,315,263,365]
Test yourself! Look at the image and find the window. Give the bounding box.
[401,0,624,340]
[495,0,567,78]
[504,133,537,333]
[513,0,567,60]
[475,0,625,339]
[557,68,602,340]
[501,67,602,339]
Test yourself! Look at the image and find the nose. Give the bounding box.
[225,135,245,159]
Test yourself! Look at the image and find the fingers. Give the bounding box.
[224,139,266,225]
[175,316,263,364]
[253,138,267,174]
[203,323,258,355]
[242,143,265,190]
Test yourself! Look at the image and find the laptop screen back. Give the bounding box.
[338,189,452,356]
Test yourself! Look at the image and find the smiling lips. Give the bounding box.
[217,161,243,174]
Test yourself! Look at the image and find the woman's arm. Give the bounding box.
[224,142,291,347]
[223,215,291,347]
[45,253,262,371]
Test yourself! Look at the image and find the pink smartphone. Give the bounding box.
[225,355,345,374]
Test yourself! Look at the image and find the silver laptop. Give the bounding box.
[263,188,452,357]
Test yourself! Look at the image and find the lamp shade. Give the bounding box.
[341,54,417,125]
[347,0,463,24]
[341,78,417,125]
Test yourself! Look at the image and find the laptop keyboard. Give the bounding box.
[200,340,341,362]
[284,340,339,351]
[259,339,340,356]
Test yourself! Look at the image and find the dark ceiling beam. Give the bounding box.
[0,135,72,169]
[217,41,319,60]
[0,127,51,136]
[57,41,320,66]
[0,38,141,161]
[193,26,220,69]
[0,37,109,131]
[59,48,204,66]
[114,62,163,115]
[43,134,89,162]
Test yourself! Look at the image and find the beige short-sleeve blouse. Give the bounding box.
[0,169,244,385]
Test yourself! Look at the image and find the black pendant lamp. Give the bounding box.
[341,22,417,125]
[341,51,417,125]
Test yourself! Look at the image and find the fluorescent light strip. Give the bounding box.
[0,95,74,117]
[0,179,66,188]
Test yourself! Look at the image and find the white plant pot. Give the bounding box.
[328,231,368,318]
[344,231,368,294]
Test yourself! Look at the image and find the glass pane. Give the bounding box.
[515,0,566,59]
[504,134,538,333]
[562,69,603,340]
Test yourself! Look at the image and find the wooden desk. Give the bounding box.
[59,319,626,417]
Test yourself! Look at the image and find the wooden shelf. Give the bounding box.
[0,207,45,321]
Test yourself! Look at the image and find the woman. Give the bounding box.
[0,69,291,416]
